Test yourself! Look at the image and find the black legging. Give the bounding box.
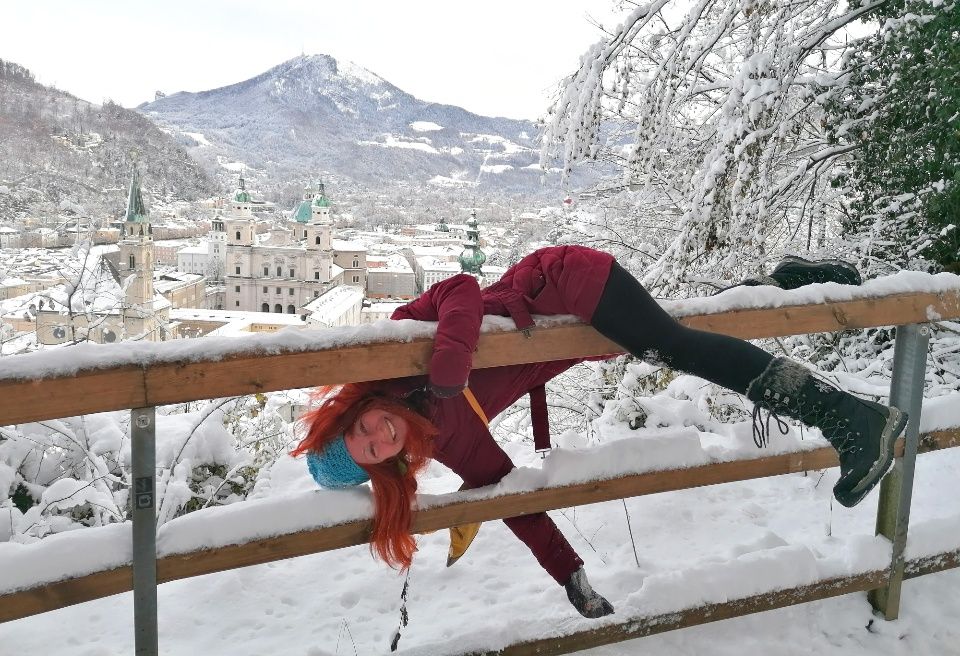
[591,263,773,395]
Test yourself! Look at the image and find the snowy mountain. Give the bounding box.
[138,55,554,194]
[0,60,216,222]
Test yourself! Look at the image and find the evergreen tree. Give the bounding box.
[830,0,960,273]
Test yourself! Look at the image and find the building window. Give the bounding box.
[314,291,320,298]
[276,287,281,294]
[287,304,296,314]
[263,266,269,276]
[234,286,240,293]
[353,275,360,283]
[235,266,240,274]
[262,286,267,293]
[235,301,240,307]
[274,304,282,313]
[353,259,359,268]
[289,288,294,295]
[235,231,241,241]
[315,236,321,245]
[276,266,282,277]
[289,268,295,277]
[262,303,269,312]
[314,271,320,280]
[303,230,307,238]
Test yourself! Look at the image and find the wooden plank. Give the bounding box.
[0,365,148,425]
[467,571,890,656]
[905,547,960,578]
[473,547,960,656]
[684,290,960,339]
[2,430,956,623]
[0,568,132,625]
[143,340,436,407]
[0,289,958,425]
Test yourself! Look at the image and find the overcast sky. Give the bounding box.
[4,1,621,120]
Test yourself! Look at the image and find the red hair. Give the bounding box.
[292,383,437,570]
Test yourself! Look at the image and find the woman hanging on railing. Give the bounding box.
[291,245,906,619]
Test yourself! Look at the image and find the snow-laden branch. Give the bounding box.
[542,0,881,293]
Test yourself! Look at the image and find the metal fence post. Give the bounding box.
[131,406,158,655]
[868,323,930,620]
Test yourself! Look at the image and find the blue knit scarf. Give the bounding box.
[306,434,370,488]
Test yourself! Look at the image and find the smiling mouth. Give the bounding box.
[385,417,397,441]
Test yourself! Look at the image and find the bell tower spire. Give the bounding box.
[458,209,486,276]
[118,167,160,341]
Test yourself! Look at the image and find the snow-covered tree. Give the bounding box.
[542,0,883,294]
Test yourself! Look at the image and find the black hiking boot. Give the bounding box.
[726,255,861,292]
[746,358,907,508]
[767,255,862,289]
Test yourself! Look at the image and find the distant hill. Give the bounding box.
[0,59,216,222]
[138,54,558,196]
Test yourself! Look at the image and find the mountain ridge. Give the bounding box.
[138,54,555,195]
[0,59,217,222]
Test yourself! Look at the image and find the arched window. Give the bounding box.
[235,231,241,241]
[274,304,282,313]
[287,304,296,314]
[315,236,321,245]
[261,303,269,312]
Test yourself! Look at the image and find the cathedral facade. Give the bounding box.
[223,181,366,314]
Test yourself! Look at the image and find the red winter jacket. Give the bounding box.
[385,246,615,585]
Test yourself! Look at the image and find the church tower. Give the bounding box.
[458,209,486,277]
[207,209,226,281]
[118,168,160,341]
[305,181,333,251]
[223,174,256,247]
[305,181,334,281]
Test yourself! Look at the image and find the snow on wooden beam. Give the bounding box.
[463,549,959,656]
[1,289,959,426]
[2,430,957,624]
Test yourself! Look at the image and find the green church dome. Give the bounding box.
[233,174,251,203]
[293,200,312,223]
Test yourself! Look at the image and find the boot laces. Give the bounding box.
[752,404,789,448]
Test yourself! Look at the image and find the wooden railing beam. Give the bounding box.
[464,548,960,656]
[2,430,956,623]
[1,290,959,425]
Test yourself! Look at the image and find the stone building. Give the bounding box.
[223,179,365,314]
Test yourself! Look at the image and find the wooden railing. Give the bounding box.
[1,284,960,656]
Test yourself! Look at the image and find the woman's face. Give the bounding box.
[343,407,409,465]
